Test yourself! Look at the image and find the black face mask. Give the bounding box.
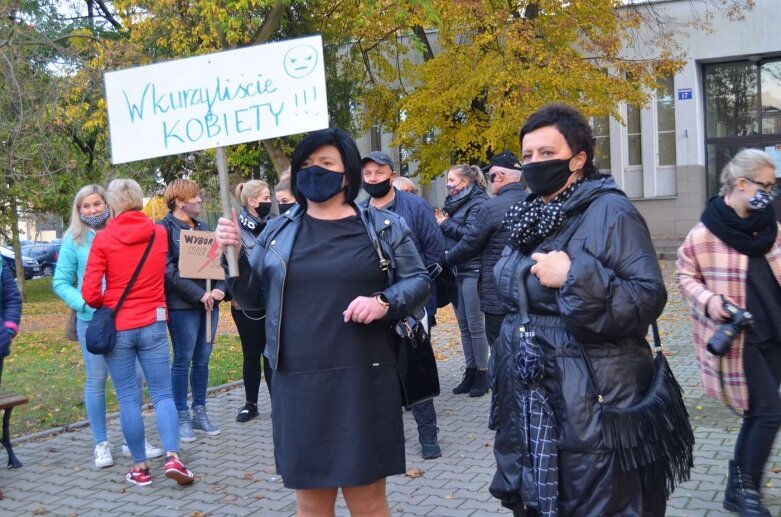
[522,157,575,197]
[296,165,345,203]
[363,178,392,198]
[278,202,296,214]
[256,202,272,218]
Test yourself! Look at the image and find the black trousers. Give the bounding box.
[734,339,781,485]
[485,312,506,348]
[231,306,272,404]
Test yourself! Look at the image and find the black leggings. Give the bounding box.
[231,306,272,404]
[734,339,781,485]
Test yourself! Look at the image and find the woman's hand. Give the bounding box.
[211,289,225,302]
[215,209,241,251]
[343,296,388,324]
[530,251,571,288]
[200,292,214,311]
[706,294,731,323]
[435,208,448,225]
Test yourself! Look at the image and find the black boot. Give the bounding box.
[469,369,489,397]
[419,428,441,460]
[724,463,771,516]
[453,367,476,394]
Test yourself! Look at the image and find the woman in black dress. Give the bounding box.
[216,128,430,516]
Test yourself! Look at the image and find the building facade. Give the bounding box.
[356,0,781,236]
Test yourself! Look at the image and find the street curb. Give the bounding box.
[13,379,245,444]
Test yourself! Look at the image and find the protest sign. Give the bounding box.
[177,230,226,281]
[104,35,328,164]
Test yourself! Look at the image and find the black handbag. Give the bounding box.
[575,323,695,496]
[366,207,440,409]
[85,232,156,355]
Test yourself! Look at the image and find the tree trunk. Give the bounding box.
[9,202,26,301]
[262,139,291,178]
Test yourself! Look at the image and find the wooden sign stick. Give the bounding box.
[205,278,213,343]
[216,146,238,278]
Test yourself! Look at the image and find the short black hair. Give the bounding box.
[519,104,599,179]
[290,128,362,209]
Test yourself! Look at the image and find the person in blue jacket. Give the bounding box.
[53,184,160,469]
[361,151,446,460]
[0,254,21,358]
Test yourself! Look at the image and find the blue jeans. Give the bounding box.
[76,319,144,445]
[168,308,219,411]
[103,320,179,463]
[454,276,488,369]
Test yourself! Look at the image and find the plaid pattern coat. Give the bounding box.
[675,222,781,411]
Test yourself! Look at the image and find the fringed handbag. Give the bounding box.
[575,322,694,496]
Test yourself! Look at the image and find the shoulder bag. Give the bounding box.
[365,207,440,409]
[85,231,156,355]
[575,323,695,496]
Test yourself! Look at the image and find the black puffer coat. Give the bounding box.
[489,177,668,516]
[445,182,527,314]
[440,185,488,276]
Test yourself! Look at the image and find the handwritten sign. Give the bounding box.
[105,35,328,164]
[177,230,225,281]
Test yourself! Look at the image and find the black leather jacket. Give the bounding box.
[224,203,431,370]
[159,212,227,310]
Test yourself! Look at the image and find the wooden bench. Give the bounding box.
[0,357,28,469]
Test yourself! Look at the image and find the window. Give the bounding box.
[591,115,611,171]
[705,62,759,137]
[627,104,642,166]
[761,60,781,134]
[656,75,676,166]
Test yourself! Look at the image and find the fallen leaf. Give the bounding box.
[243,471,254,480]
[33,509,48,516]
[771,467,781,474]
[696,405,704,410]
[405,467,424,479]
[190,512,207,517]
[766,481,775,488]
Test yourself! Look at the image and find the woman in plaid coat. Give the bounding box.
[677,149,781,516]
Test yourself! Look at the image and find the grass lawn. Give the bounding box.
[3,277,243,437]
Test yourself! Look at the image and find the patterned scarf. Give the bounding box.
[504,180,584,252]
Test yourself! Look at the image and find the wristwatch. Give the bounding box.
[374,294,390,312]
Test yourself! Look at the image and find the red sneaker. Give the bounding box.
[163,456,194,485]
[126,467,152,486]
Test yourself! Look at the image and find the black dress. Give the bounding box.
[272,214,405,489]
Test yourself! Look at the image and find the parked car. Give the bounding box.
[0,247,40,279]
[21,243,60,276]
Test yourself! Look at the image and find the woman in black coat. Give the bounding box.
[436,164,490,397]
[489,104,668,516]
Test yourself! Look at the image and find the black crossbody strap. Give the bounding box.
[113,230,156,317]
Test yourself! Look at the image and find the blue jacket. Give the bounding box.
[361,188,445,316]
[52,231,96,322]
[224,203,431,369]
[0,260,21,357]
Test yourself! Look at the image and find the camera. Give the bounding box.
[706,302,753,357]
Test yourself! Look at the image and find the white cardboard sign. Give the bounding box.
[104,35,328,164]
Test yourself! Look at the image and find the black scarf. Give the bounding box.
[700,196,777,257]
[504,179,584,252]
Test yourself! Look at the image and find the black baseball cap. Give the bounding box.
[482,150,522,173]
[362,151,395,172]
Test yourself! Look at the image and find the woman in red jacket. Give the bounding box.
[83,179,194,487]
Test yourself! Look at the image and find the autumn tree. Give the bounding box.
[350,0,754,181]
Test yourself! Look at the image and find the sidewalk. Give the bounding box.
[0,265,779,515]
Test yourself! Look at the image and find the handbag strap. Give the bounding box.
[113,230,156,317]
[575,322,663,404]
[363,205,392,283]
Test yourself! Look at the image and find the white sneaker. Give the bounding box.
[122,440,164,459]
[94,441,114,468]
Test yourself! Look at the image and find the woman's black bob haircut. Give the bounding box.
[519,104,600,179]
[290,127,363,208]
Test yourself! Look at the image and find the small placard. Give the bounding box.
[177,230,225,280]
[677,88,693,100]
